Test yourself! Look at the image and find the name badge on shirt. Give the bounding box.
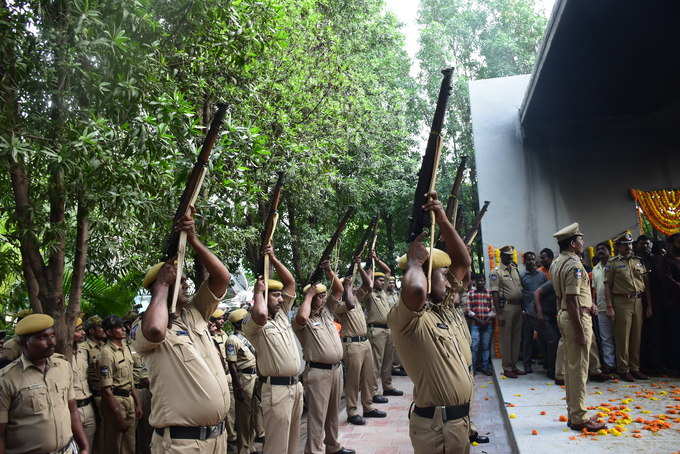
[436,322,449,329]
[175,330,189,336]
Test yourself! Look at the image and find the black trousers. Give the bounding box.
[535,314,559,377]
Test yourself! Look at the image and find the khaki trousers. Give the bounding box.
[558,310,592,425]
[409,411,470,454]
[500,303,522,371]
[135,388,153,454]
[555,329,601,380]
[77,401,97,451]
[226,375,236,445]
[261,381,303,454]
[304,366,343,454]
[368,326,394,394]
[235,373,258,454]
[613,296,643,373]
[100,394,136,454]
[150,430,227,454]
[342,340,376,417]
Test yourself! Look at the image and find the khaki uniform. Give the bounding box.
[72,342,97,449]
[333,294,377,417]
[243,293,304,454]
[551,251,593,425]
[0,354,77,453]
[128,338,152,454]
[357,287,395,394]
[555,328,601,381]
[293,306,344,454]
[388,269,473,454]
[99,341,136,454]
[212,330,236,447]
[605,255,647,374]
[132,282,230,454]
[489,262,523,371]
[226,331,262,454]
[0,337,21,362]
[385,290,402,368]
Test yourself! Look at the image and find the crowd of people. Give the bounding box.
[0,193,678,454]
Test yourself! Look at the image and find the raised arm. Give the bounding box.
[401,233,429,312]
[265,245,296,296]
[423,191,471,283]
[250,277,268,326]
[294,285,318,326]
[357,256,372,292]
[373,251,392,276]
[142,263,176,343]
[322,260,343,302]
[343,277,358,311]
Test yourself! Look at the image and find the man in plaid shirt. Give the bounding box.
[466,274,496,375]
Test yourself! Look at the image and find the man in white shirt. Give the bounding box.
[592,242,615,372]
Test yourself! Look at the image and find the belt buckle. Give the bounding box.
[200,426,208,440]
[437,405,448,422]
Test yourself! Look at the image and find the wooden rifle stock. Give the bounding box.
[306,207,355,285]
[464,201,490,246]
[258,172,286,303]
[363,219,379,271]
[344,215,378,277]
[445,155,468,227]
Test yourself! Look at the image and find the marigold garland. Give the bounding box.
[630,189,680,236]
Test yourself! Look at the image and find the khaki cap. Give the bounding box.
[373,272,386,278]
[267,279,283,291]
[553,222,583,242]
[143,262,165,289]
[228,309,248,323]
[397,248,452,270]
[615,232,634,244]
[211,309,225,319]
[15,314,54,336]
[302,283,327,294]
[74,317,83,328]
[499,246,514,256]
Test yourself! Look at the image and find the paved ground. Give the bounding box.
[493,358,680,454]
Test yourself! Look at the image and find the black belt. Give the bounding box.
[239,367,257,375]
[309,361,341,370]
[112,388,132,397]
[154,421,225,440]
[342,336,367,343]
[613,292,644,299]
[135,383,149,389]
[262,376,298,385]
[413,403,470,422]
[76,396,93,408]
[91,390,101,397]
[368,323,388,329]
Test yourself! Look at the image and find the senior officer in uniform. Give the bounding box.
[550,223,607,432]
[333,260,385,426]
[132,209,231,454]
[99,315,141,454]
[489,246,525,378]
[293,261,355,454]
[243,245,303,454]
[0,314,90,454]
[388,191,473,454]
[225,308,261,454]
[605,232,651,381]
[356,262,403,400]
[72,317,97,449]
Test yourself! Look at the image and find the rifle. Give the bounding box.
[344,215,379,277]
[445,156,468,227]
[306,207,355,285]
[166,103,228,314]
[259,172,286,303]
[363,218,379,271]
[406,68,454,292]
[464,201,490,246]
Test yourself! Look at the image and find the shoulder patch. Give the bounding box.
[175,330,189,336]
[130,324,139,340]
[574,268,583,280]
[226,344,236,356]
[490,274,498,281]
[99,366,110,377]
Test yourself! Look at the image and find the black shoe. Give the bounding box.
[392,367,407,376]
[470,433,490,444]
[254,435,265,443]
[482,368,493,376]
[554,378,565,386]
[363,409,387,418]
[347,415,366,425]
[383,388,403,396]
[333,449,356,454]
[372,395,388,404]
[523,366,533,374]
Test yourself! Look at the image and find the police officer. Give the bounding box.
[210,309,237,452]
[375,257,406,377]
[490,246,525,378]
[605,232,651,381]
[333,260,385,426]
[550,222,606,432]
[132,210,231,453]
[124,313,153,454]
[0,314,90,453]
[99,315,141,454]
[388,191,473,454]
[356,261,403,399]
[243,245,303,454]
[226,309,262,454]
[293,261,355,454]
[0,309,33,363]
[73,317,97,449]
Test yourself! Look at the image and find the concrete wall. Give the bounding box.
[470,75,680,274]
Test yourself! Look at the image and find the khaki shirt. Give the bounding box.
[98,341,134,391]
[333,295,368,338]
[0,337,21,363]
[293,306,343,364]
[226,332,257,370]
[0,355,75,453]
[385,290,400,308]
[82,338,103,393]
[126,339,149,385]
[71,343,92,400]
[605,255,647,295]
[489,262,522,301]
[357,288,392,325]
[550,251,593,309]
[212,331,229,361]
[243,293,303,377]
[387,298,473,407]
[132,281,230,428]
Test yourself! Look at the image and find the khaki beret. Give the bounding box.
[211,309,225,319]
[84,315,102,330]
[303,283,327,294]
[74,318,83,328]
[373,272,386,278]
[267,279,283,291]
[553,222,583,242]
[397,248,452,270]
[615,232,633,244]
[15,314,54,336]
[143,262,165,289]
[499,246,514,256]
[228,309,248,324]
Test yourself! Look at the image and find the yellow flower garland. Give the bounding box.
[630,189,680,235]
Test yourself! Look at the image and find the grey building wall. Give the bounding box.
[470,75,679,274]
